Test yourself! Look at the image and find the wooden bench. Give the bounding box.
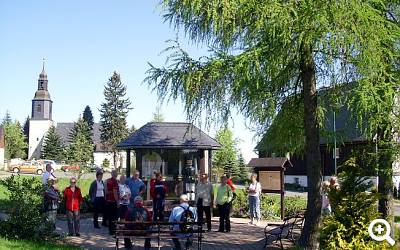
[263,210,305,249]
[115,221,204,250]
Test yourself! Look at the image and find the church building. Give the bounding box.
[28,63,125,168]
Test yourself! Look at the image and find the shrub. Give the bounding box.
[0,175,51,240]
[320,158,392,249]
[231,189,306,220]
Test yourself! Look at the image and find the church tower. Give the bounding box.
[28,61,54,159]
[32,62,52,120]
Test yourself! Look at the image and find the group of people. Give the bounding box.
[40,162,267,249]
[42,164,83,236]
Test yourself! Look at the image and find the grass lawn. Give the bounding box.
[0,237,81,250]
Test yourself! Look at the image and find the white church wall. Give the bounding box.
[28,120,53,159]
[94,151,126,170]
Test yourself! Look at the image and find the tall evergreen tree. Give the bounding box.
[1,111,12,126]
[100,71,132,169]
[22,116,30,157]
[145,1,398,247]
[237,153,250,182]
[4,120,27,159]
[152,106,165,122]
[67,118,93,165]
[41,125,64,161]
[82,105,94,130]
[212,127,239,180]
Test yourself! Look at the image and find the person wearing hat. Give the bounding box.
[195,173,214,231]
[168,194,197,250]
[122,196,152,250]
[43,175,60,230]
[89,170,107,228]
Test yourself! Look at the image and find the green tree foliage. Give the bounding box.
[100,71,132,169]
[41,125,64,161]
[82,105,94,131]
[66,118,93,165]
[237,153,250,183]
[320,157,391,249]
[22,116,30,157]
[145,1,399,247]
[213,127,239,179]
[129,124,136,134]
[1,111,12,126]
[152,105,165,122]
[102,158,110,169]
[4,120,27,160]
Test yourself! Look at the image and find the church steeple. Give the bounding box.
[32,60,52,120]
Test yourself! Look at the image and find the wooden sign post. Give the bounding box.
[248,157,293,220]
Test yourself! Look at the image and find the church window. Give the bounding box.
[40,81,43,89]
[36,104,41,112]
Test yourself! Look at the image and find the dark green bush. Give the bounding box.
[0,175,51,240]
[320,158,392,249]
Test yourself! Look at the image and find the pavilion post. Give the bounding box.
[126,149,131,177]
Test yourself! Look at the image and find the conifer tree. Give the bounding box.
[100,71,132,169]
[41,125,64,161]
[67,118,93,165]
[1,111,12,126]
[82,105,94,130]
[237,153,250,182]
[152,106,165,122]
[22,116,30,157]
[213,127,239,180]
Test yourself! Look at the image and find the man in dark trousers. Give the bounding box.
[105,170,119,235]
[150,172,168,221]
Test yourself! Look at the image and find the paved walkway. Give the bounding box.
[56,217,295,250]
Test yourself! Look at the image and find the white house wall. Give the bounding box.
[28,120,53,159]
[94,151,126,170]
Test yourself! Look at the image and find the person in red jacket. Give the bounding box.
[63,177,83,236]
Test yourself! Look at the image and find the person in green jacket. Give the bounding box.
[215,175,233,232]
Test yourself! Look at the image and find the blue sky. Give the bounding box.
[0,0,258,161]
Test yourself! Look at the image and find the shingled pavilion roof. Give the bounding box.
[248,157,293,169]
[117,122,221,150]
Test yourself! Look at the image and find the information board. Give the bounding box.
[259,171,281,191]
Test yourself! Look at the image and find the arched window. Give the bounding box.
[36,104,41,112]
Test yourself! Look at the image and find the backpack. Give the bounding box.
[179,205,195,233]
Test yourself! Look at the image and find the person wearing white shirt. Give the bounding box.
[89,170,106,228]
[118,175,131,219]
[42,164,56,185]
[247,173,262,225]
